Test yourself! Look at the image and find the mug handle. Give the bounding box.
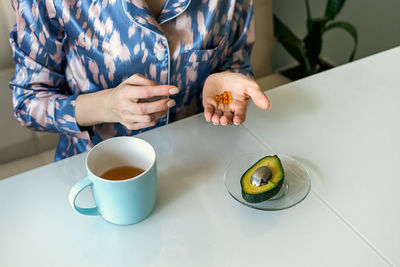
[69,176,100,216]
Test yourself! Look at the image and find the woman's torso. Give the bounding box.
[52,0,251,160]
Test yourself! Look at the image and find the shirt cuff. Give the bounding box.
[53,94,90,137]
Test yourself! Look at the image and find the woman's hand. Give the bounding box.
[202,71,270,126]
[76,74,179,130]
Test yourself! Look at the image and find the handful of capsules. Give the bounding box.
[214,91,232,105]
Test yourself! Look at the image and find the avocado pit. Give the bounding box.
[250,166,272,186]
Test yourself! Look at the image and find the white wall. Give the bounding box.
[0,0,16,69]
[272,0,400,70]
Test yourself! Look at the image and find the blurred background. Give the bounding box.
[272,0,400,71]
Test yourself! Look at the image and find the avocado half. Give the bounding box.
[241,155,285,203]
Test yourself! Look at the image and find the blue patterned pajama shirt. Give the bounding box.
[9,0,255,161]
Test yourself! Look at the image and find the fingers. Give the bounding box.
[203,99,234,126]
[150,110,168,121]
[123,110,168,130]
[233,104,247,125]
[117,92,175,131]
[125,111,168,123]
[203,104,215,122]
[205,106,234,126]
[132,98,176,115]
[246,84,270,110]
[212,109,223,125]
[220,111,233,126]
[111,74,179,131]
[123,121,158,130]
[205,102,247,125]
[124,85,179,100]
[124,73,158,86]
[122,74,179,99]
[204,102,232,126]
[209,109,234,126]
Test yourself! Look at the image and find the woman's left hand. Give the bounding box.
[202,71,270,125]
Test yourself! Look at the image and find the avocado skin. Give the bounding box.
[241,178,284,203]
[240,155,285,203]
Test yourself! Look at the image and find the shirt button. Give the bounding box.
[156,51,166,61]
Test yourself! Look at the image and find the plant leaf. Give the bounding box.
[273,15,312,74]
[323,21,358,61]
[304,18,330,74]
[303,30,321,74]
[305,0,312,21]
[306,17,330,34]
[324,0,346,20]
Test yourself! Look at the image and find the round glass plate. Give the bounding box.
[224,151,311,210]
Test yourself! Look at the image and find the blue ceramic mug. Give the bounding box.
[69,137,157,225]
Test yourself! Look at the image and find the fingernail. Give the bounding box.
[167,99,176,108]
[169,87,179,95]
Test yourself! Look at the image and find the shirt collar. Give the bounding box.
[158,0,191,24]
[123,0,191,35]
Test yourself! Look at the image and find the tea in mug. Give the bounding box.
[100,166,145,181]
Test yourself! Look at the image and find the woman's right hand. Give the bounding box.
[75,74,179,130]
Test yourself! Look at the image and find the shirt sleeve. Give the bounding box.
[8,0,84,135]
[218,0,255,77]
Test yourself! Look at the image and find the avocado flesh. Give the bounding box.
[241,155,285,203]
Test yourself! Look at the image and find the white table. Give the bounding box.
[1,48,398,266]
[244,47,400,266]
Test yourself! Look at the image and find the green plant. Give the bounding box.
[274,0,358,75]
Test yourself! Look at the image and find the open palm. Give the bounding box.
[202,72,270,125]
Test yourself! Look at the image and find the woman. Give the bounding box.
[9,0,270,161]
